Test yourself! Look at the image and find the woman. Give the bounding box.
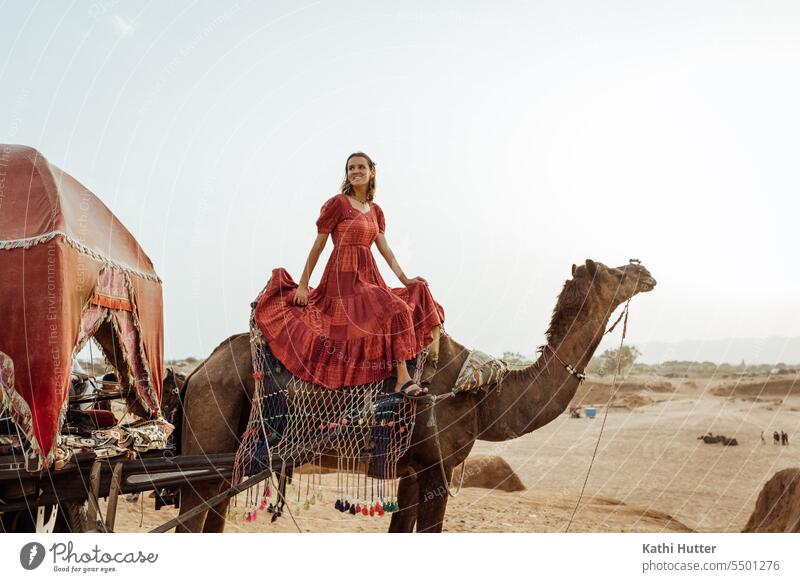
[253,152,444,395]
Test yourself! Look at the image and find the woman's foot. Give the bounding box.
[396,379,428,397]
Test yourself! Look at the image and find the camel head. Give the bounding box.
[570,259,656,312]
[548,260,656,343]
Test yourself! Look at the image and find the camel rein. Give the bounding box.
[423,391,466,498]
[565,297,632,532]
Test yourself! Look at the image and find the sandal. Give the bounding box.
[399,380,428,397]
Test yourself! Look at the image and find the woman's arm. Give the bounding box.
[374,233,427,286]
[293,233,329,305]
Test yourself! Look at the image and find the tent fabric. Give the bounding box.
[0,145,164,468]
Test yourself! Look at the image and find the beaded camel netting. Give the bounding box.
[233,312,423,523]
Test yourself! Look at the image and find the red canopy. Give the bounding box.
[0,145,164,468]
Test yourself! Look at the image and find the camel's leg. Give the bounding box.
[175,484,214,533]
[202,480,233,533]
[388,472,418,533]
[414,465,452,533]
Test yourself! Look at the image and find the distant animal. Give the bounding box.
[697,433,738,446]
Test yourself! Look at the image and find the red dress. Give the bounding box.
[254,194,445,389]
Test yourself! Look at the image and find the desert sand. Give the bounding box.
[110,374,800,533]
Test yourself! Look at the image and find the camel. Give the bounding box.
[697,433,739,446]
[177,259,656,532]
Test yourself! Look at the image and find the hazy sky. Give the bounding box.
[2,1,799,360]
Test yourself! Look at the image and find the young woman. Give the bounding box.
[254,152,444,395]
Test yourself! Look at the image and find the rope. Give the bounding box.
[271,473,303,533]
[424,392,466,497]
[565,298,631,532]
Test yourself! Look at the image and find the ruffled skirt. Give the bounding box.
[254,246,444,389]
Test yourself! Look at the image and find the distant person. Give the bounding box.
[760,431,766,444]
[773,431,780,445]
[782,431,789,446]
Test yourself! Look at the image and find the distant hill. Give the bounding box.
[635,337,800,365]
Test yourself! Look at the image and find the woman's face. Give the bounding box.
[346,156,372,189]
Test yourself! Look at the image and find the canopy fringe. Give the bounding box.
[0,230,162,283]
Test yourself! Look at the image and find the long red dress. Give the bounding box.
[254,194,445,389]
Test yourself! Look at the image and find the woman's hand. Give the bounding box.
[403,276,428,287]
[292,285,310,306]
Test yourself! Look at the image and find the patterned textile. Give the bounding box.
[454,349,516,393]
[233,331,422,521]
[0,146,164,467]
[0,352,13,406]
[254,193,444,388]
[55,420,172,463]
[118,418,174,452]
[75,267,161,416]
[60,433,127,457]
[90,266,133,311]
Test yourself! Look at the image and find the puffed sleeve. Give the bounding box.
[374,203,386,234]
[315,195,342,234]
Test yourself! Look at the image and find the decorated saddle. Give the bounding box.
[232,316,427,522]
[452,349,529,394]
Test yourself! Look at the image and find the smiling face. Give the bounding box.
[346,155,373,189]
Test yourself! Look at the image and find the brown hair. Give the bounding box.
[340,152,376,202]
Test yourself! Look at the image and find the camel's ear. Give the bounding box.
[585,259,598,277]
[571,264,577,277]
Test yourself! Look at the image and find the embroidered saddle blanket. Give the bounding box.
[453,349,527,394]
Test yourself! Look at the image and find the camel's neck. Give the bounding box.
[476,289,611,441]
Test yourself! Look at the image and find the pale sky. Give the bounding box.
[2,1,799,360]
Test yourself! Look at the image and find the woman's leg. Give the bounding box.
[394,360,427,395]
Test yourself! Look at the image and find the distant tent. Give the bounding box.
[0,145,164,468]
